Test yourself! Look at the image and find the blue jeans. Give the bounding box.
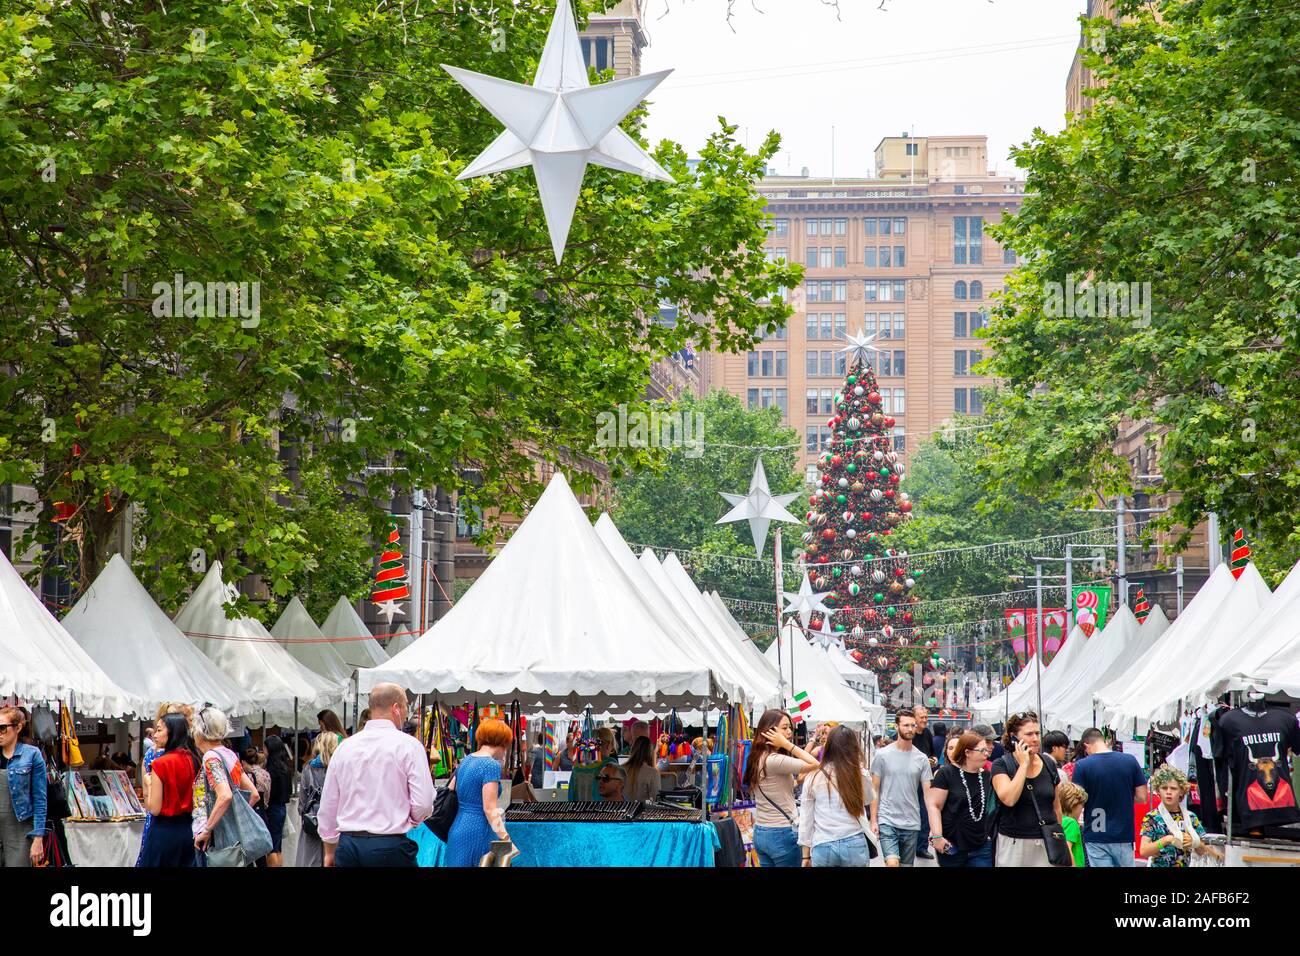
[936,840,993,868]
[811,833,870,867]
[1084,841,1135,867]
[336,833,419,868]
[752,825,801,867]
[877,823,920,865]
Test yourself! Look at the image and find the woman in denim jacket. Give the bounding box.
[0,706,47,866]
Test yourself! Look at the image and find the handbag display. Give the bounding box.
[1025,770,1071,868]
[203,756,273,867]
[425,769,459,843]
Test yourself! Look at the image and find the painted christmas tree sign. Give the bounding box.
[800,335,923,681]
[371,521,410,626]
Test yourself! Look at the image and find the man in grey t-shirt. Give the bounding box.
[870,711,934,867]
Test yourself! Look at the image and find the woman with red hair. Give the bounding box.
[444,718,513,866]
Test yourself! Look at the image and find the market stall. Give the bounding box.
[1040,604,1143,736]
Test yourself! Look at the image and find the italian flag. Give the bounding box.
[787,691,811,723]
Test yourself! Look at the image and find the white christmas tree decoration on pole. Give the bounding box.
[444,0,674,263]
[782,570,835,631]
[716,456,801,557]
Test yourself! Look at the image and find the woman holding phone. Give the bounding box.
[989,712,1063,867]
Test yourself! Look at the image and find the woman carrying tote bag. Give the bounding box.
[192,709,272,867]
[990,712,1069,867]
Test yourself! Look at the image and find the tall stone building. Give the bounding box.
[702,134,1023,482]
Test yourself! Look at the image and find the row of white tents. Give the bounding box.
[2,471,881,730]
[973,558,1300,737]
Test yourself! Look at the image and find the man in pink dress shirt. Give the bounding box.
[318,682,434,867]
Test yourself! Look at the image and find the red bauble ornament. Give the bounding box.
[831,454,842,466]
[903,612,914,624]
[866,470,878,481]
[817,555,829,564]
[884,416,896,428]
[884,489,895,499]
[809,496,818,506]
[860,512,871,521]
[821,528,836,540]
[890,474,900,485]
[868,391,881,403]
[900,501,913,512]
[895,567,906,577]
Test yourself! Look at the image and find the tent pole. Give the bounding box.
[773,528,786,705]
[353,676,360,733]
[293,698,299,768]
[1034,563,1044,720]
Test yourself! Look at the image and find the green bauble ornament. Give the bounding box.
[873,592,884,603]
[887,606,897,617]
[835,624,846,631]
[879,467,891,477]
[846,464,856,474]
[832,567,842,578]
[836,494,846,504]
[847,375,857,385]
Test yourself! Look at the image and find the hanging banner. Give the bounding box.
[1071,584,1112,638]
[1004,609,1029,667]
[1005,608,1069,666]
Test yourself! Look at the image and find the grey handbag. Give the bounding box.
[203,755,273,866]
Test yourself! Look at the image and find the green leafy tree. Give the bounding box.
[892,425,1099,671]
[0,1,799,610]
[608,389,802,641]
[981,0,1300,583]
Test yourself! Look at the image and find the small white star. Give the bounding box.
[812,612,839,649]
[717,456,801,556]
[782,571,834,631]
[374,600,406,626]
[841,330,884,367]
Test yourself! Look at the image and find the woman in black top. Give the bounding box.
[926,730,995,867]
[263,735,294,868]
[989,712,1063,867]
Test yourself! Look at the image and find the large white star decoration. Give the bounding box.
[444,0,674,263]
[374,600,406,626]
[716,456,801,556]
[841,330,884,366]
[812,612,839,649]
[782,571,834,631]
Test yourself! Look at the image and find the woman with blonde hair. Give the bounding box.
[191,707,261,865]
[295,731,339,867]
[444,718,513,866]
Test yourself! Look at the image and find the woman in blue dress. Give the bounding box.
[444,718,513,866]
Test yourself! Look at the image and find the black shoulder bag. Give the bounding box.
[425,769,459,843]
[1025,759,1071,867]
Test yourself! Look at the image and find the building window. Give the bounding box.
[759,387,772,408]
[878,281,892,302]
[806,219,818,236]
[954,388,984,415]
[879,388,891,413]
[893,350,906,376]
[806,280,819,302]
[895,246,906,267]
[457,501,484,539]
[970,310,987,335]
[880,218,892,236]
[766,247,787,263]
[747,351,759,376]
[955,312,967,337]
[905,142,918,156]
[970,389,984,415]
[954,184,965,195]
[894,387,905,413]
[954,216,983,264]
[954,388,967,414]
[761,351,773,376]
[1003,247,1017,265]
[814,313,829,338]
[820,388,834,414]
[773,218,789,237]
[765,322,787,340]
[806,247,818,268]
[970,280,983,299]
[749,388,760,410]
[864,218,876,237]
[806,426,819,453]
[954,280,967,300]
[893,426,906,452]
[834,247,847,268]
[806,388,818,414]
[864,247,877,268]
[775,388,788,415]
[821,350,833,376]
[806,314,819,339]
[820,218,833,235]
[820,248,833,268]
[864,312,877,335]
[834,313,846,339]
[892,312,905,337]
[580,37,612,72]
[893,280,906,301]
[879,246,892,268]
[954,349,982,375]
[894,218,907,235]
[775,350,787,376]
[834,218,847,235]
[835,351,846,375]
[819,426,833,451]
[806,352,819,376]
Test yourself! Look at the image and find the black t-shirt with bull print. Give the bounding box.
[1218,706,1300,829]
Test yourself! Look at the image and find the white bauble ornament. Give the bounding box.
[851,564,862,576]
[848,417,861,430]
[846,528,856,539]
[905,577,915,589]
[853,385,864,396]
[871,569,886,584]
[869,488,883,501]
[838,477,848,489]
[873,450,884,462]
[867,636,878,646]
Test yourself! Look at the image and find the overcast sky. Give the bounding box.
[640,0,1087,178]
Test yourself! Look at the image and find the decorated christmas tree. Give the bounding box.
[800,335,925,681]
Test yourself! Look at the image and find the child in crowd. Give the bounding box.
[1058,780,1088,868]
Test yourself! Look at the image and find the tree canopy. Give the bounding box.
[981,0,1300,581]
[0,0,798,614]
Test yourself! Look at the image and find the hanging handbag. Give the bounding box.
[1025,764,1071,868]
[203,755,273,867]
[425,767,459,843]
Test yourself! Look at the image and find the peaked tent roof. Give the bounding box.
[320,597,389,669]
[1094,564,1236,730]
[63,555,255,717]
[592,514,745,704]
[1193,560,1300,698]
[174,561,341,721]
[1108,563,1272,730]
[824,642,883,703]
[706,590,777,679]
[658,551,782,707]
[271,597,357,686]
[358,472,722,709]
[972,652,1042,721]
[765,623,882,726]
[0,549,143,718]
[1040,604,1140,737]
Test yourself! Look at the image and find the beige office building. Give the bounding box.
[702,135,1023,475]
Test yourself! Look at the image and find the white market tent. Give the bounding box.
[973,623,1089,723]
[174,561,340,724]
[1094,563,1235,732]
[593,513,748,705]
[765,623,882,727]
[0,549,143,719]
[972,652,1042,722]
[271,596,357,686]
[385,628,420,657]
[824,641,884,705]
[1040,604,1140,737]
[358,472,725,711]
[658,552,782,707]
[320,596,389,669]
[1105,563,1272,731]
[706,590,780,683]
[63,554,255,717]
[1186,560,1300,701]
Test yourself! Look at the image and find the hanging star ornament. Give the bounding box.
[841,330,884,366]
[444,0,674,263]
[782,571,834,631]
[374,600,406,627]
[717,456,802,556]
[812,612,840,649]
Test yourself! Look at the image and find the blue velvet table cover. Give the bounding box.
[408,820,719,867]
